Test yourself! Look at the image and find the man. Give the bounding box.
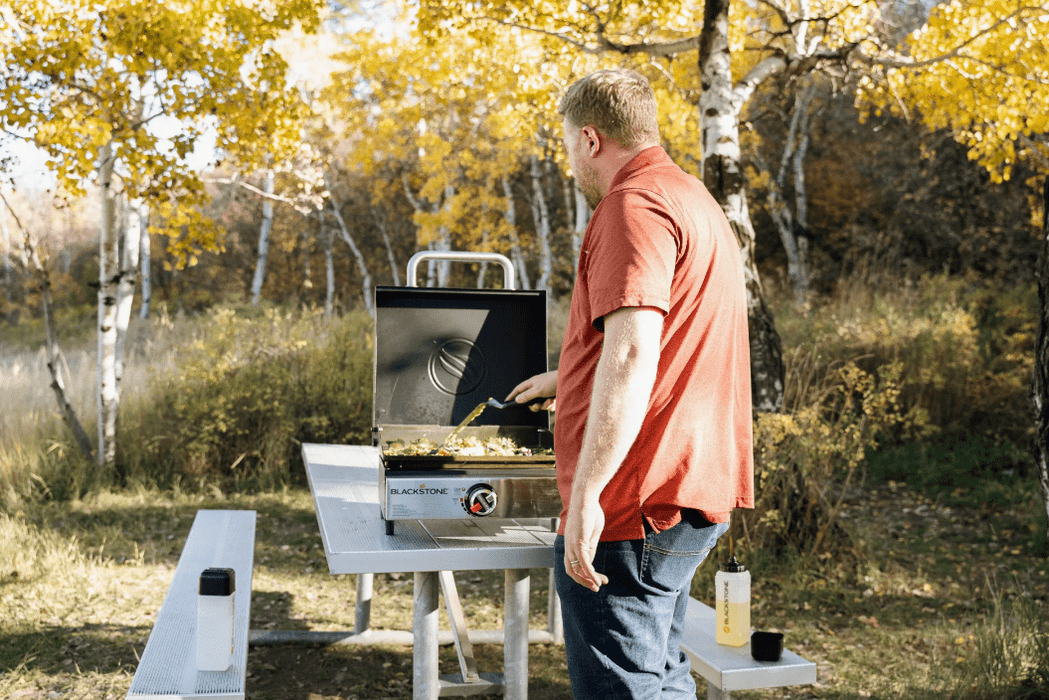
[507,68,754,699]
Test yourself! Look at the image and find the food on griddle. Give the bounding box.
[384,435,552,457]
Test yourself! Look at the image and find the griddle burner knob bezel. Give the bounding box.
[465,483,498,517]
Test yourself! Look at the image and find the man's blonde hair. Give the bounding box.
[558,68,660,149]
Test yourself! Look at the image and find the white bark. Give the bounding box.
[1,204,10,298]
[700,0,784,413]
[301,221,312,295]
[402,175,453,287]
[573,182,589,277]
[434,185,454,287]
[476,179,493,288]
[97,141,121,470]
[766,81,815,305]
[250,170,276,306]
[115,198,142,398]
[322,213,336,320]
[326,175,374,317]
[139,202,151,319]
[529,156,553,291]
[370,204,401,286]
[1033,179,1049,543]
[500,176,530,290]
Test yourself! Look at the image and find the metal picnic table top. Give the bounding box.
[303,442,557,574]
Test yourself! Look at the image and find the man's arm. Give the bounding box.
[564,306,663,591]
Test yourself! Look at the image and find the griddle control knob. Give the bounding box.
[465,483,498,517]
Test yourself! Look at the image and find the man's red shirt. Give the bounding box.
[554,146,754,541]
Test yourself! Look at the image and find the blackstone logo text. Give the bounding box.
[390,487,449,495]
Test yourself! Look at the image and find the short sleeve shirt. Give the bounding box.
[554,146,754,541]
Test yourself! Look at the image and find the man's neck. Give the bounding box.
[596,142,659,196]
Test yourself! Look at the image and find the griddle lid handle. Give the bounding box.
[406,251,516,290]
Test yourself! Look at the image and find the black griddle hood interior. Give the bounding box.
[373,285,549,436]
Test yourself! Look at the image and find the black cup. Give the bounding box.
[751,631,784,662]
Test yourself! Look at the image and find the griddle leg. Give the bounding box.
[385,519,395,536]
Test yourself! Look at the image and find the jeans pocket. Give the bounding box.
[640,515,728,593]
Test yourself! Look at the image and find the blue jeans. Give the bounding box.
[555,510,728,700]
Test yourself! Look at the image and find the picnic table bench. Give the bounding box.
[126,509,256,700]
[681,596,817,699]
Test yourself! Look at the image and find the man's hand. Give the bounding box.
[563,495,609,592]
[506,370,558,412]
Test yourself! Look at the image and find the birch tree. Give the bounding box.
[529,155,554,291]
[138,201,151,319]
[325,173,375,316]
[250,171,277,306]
[1,191,93,460]
[323,21,621,289]
[0,0,324,471]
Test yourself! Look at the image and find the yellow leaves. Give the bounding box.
[3,0,324,251]
[863,0,1049,178]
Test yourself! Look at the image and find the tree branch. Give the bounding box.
[205,175,320,215]
[858,5,1049,74]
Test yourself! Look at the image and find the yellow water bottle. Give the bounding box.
[715,555,750,646]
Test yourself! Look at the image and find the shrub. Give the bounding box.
[772,273,1036,447]
[736,349,924,558]
[119,306,374,491]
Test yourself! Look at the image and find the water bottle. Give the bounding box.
[715,555,750,646]
[197,567,235,671]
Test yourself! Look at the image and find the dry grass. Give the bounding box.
[0,309,198,504]
[0,483,1045,700]
[1,279,1046,698]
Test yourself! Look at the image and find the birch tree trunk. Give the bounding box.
[250,170,276,306]
[1031,177,1049,541]
[529,156,553,291]
[402,175,453,287]
[559,172,590,271]
[370,204,402,286]
[96,141,122,470]
[500,175,531,289]
[322,212,336,320]
[699,0,785,413]
[301,220,313,297]
[326,177,374,317]
[2,204,10,301]
[115,198,142,399]
[573,182,589,281]
[3,192,93,460]
[139,202,151,319]
[476,182,493,288]
[766,81,815,306]
[434,185,455,287]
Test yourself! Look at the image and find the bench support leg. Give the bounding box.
[707,683,732,700]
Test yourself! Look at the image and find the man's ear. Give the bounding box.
[581,126,601,156]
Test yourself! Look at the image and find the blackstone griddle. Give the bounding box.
[373,251,560,535]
